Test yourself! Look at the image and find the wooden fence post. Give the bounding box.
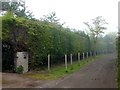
[78,52,80,62]
[70,54,73,65]
[87,52,88,58]
[65,54,67,71]
[48,54,50,71]
[83,52,84,60]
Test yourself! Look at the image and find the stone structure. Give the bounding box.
[15,52,28,73]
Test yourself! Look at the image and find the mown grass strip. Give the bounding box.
[22,54,107,80]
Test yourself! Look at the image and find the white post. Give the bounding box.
[48,54,50,71]
[70,54,73,65]
[65,54,67,70]
[87,52,88,58]
[83,52,84,60]
[78,52,80,62]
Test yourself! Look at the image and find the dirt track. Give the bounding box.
[2,53,117,88]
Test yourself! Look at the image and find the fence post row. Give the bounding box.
[65,54,68,70]
[87,52,88,58]
[78,52,80,62]
[48,54,50,71]
[70,54,73,65]
[83,52,84,60]
[47,51,103,71]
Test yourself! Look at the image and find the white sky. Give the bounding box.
[25,0,119,34]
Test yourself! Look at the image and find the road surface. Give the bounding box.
[2,53,117,88]
[42,53,117,88]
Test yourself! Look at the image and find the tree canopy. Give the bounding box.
[1,0,33,18]
[84,16,108,53]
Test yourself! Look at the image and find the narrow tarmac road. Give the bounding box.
[43,53,117,88]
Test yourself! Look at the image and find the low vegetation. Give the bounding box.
[16,65,24,74]
[22,55,105,80]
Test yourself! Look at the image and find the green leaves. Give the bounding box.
[1,1,33,19]
[42,12,60,24]
[2,16,91,69]
[84,16,108,52]
[16,65,24,74]
[2,15,113,70]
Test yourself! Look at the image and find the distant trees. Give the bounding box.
[104,32,117,53]
[84,16,108,53]
[96,32,117,53]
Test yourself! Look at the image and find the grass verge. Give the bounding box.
[22,54,107,80]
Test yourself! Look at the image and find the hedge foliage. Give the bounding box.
[2,15,116,70]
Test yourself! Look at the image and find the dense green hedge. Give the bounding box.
[2,16,116,70]
[2,17,91,69]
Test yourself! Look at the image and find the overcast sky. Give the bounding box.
[25,0,119,34]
